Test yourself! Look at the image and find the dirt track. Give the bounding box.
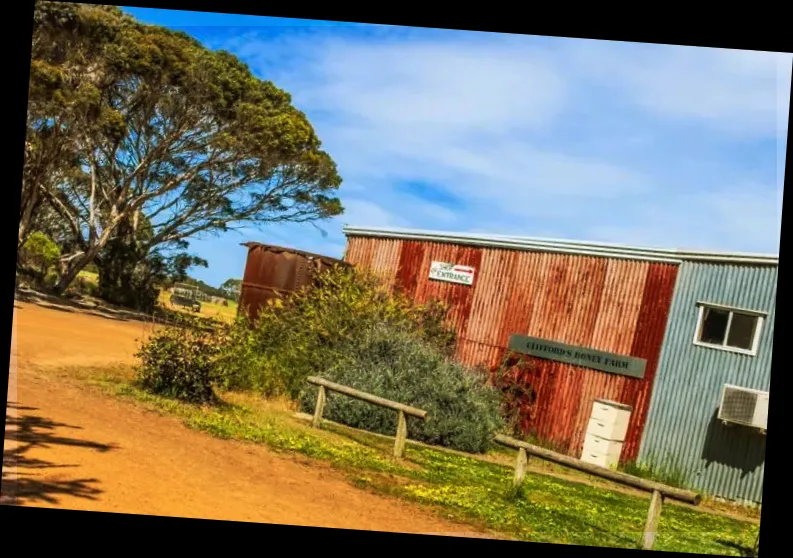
[3,301,490,537]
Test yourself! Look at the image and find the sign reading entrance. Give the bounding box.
[429,261,475,286]
[508,334,647,379]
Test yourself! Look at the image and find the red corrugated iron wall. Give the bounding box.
[344,236,678,463]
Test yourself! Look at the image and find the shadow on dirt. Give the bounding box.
[14,288,139,324]
[1,401,117,506]
[14,286,216,332]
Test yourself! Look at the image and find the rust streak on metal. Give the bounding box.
[342,234,679,463]
[395,241,425,298]
[372,239,403,291]
[238,242,349,321]
[620,263,679,462]
[567,260,648,455]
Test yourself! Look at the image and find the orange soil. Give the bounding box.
[3,300,492,538]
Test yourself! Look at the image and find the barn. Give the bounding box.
[342,226,775,503]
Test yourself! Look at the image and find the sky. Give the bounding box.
[122,7,791,288]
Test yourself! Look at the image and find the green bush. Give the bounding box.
[489,352,537,438]
[297,325,505,454]
[68,275,99,297]
[213,265,457,398]
[18,231,61,286]
[212,313,282,394]
[135,324,220,404]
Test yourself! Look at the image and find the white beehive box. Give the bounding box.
[588,399,631,441]
[581,434,623,469]
[580,399,632,469]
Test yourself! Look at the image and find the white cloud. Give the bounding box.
[588,183,782,253]
[338,198,401,228]
[307,42,566,136]
[217,29,785,257]
[562,42,791,139]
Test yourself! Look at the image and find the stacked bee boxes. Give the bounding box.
[581,399,632,469]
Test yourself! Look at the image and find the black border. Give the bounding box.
[4,2,786,555]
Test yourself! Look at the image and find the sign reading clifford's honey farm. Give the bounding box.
[429,261,476,286]
[508,334,647,379]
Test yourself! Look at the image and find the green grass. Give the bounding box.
[78,367,758,555]
[198,299,238,321]
[621,459,691,490]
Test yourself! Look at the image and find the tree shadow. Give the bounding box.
[6,402,37,412]
[14,286,139,323]
[20,299,137,324]
[2,402,117,506]
[15,286,215,332]
[715,539,757,557]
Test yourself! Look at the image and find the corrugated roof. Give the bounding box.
[241,241,348,265]
[342,226,779,266]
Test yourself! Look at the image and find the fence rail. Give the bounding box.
[302,377,711,551]
[306,376,427,458]
[494,434,701,550]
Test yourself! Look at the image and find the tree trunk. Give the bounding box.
[97,218,145,309]
[97,253,138,307]
[52,249,97,295]
[18,183,41,253]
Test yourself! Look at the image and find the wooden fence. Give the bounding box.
[302,377,727,552]
[306,376,427,459]
[494,434,701,550]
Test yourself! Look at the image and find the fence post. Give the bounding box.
[312,385,327,428]
[513,447,528,487]
[642,489,664,550]
[394,410,407,458]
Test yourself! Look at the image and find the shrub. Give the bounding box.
[215,265,457,398]
[135,324,220,404]
[68,275,99,297]
[297,325,505,454]
[18,231,61,287]
[212,313,283,395]
[489,352,537,438]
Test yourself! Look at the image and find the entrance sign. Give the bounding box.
[508,334,647,379]
[429,261,475,286]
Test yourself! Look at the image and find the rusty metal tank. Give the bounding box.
[238,242,350,320]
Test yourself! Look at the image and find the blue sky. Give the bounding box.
[123,7,790,288]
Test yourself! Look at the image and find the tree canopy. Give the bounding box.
[220,278,242,301]
[23,2,343,298]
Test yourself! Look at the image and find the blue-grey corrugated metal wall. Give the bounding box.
[637,262,776,503]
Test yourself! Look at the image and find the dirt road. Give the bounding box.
[3,301,490,537]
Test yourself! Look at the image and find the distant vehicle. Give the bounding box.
[169,283,202,312]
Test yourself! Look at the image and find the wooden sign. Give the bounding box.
[428,261,475,286]
[508,334,647,378]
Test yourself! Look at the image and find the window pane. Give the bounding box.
[699,307,729,344]
[727,313,758,350]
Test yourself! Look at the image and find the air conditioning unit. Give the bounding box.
[717,384,768,433]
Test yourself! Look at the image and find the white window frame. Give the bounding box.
[692,301,766,356]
